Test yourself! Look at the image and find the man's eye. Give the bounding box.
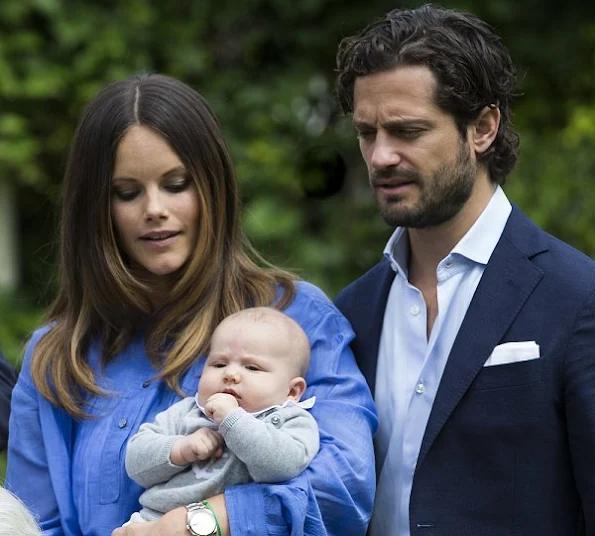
[397,129,423,139]
[356,130,375,141]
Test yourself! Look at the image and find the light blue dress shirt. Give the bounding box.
[370,187,512,536]
[6,281,377,536]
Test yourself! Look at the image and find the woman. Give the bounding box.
[6,74,377,536]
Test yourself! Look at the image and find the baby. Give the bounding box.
[124,306,319,524]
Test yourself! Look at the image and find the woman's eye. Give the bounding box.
[165,178,191,193]
[113,189,140,202]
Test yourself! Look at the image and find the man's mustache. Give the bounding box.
[371,167,420,185]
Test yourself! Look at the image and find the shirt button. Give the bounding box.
[415,383,425,395]
[410,305,420,316]
[390,262,398,272]
[271,415,281,427]
[142,380,151,388]
[445,260,453,268]
[118,418,128,429]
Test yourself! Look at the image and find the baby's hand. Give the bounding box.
[170,428,223,465]
[205,392,240,424]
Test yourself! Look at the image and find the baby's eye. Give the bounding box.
[245,365,260,371]
[210,362,226,368]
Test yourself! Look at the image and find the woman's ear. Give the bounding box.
[470,105,500,156]
[287,377,307,401]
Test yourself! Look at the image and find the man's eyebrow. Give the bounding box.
[352,119,374,130]
[352,118,435,130]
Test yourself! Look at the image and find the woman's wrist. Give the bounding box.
[201,500,222,536]
[202,494,229,536]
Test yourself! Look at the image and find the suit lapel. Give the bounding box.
[417,208,547,466]
[336,259,395,394]
[355,260,395,393]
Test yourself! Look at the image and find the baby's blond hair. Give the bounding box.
[216,307,311,376]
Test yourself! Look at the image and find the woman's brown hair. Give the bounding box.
[32,74,296,418]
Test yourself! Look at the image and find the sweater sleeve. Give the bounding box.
[219,406,319,482]
[125,396,202,488]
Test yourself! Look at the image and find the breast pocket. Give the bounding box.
[96,392,146,504]
[471,358,544,391]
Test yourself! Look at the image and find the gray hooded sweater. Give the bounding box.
[125,396,320,520]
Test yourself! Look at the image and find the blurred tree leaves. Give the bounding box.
[1,0,595,366]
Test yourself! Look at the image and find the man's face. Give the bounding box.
[353,65,477,228]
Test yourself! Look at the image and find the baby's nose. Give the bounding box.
[223,368,241,383]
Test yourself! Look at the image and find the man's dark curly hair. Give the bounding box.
[336,5,520,184]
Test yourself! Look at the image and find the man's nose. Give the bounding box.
[370,133,402,171]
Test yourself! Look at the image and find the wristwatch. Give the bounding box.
[186,502,218,536]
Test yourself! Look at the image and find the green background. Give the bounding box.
[1,0,595,475]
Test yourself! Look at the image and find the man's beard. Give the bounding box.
[372,142,476,228]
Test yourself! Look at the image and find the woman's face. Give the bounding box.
[111,125,200,284]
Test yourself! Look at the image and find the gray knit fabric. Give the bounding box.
[125,396,320,520]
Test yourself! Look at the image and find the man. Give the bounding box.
[0,351,17,451]
[334,5,595,535]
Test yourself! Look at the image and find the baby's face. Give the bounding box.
[197,318,303,413]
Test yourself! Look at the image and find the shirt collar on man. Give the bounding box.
[383,185,512,275]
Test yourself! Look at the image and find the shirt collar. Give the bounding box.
[383,185,512,272]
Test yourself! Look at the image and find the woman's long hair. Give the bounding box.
[32,74,296,418]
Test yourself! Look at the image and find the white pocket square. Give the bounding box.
[483,341,540,367]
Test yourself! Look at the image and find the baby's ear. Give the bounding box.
[287,377,307,401]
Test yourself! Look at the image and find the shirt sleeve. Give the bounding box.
[224,285,378,536]
[5,328,71,535]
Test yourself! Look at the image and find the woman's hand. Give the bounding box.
[111,495,229,536]
[111,507,187,535]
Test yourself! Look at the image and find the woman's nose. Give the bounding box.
[144,190,168,221]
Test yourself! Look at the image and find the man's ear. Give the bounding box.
[287,377,307,401]
[470,105,500,156]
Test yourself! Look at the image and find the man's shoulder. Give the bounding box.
[335,258,393,306]
[506,206,595,288]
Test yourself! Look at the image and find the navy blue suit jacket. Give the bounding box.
[336,207,595,535]
[0,351,17,451]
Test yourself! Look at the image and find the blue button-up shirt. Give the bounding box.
[7,281,377,536]
[371,186,511,535]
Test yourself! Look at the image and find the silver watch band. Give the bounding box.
[186,502,218,536]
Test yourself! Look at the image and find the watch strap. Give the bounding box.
[186,501,221,536]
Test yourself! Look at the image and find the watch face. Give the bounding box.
[189,510,217,536]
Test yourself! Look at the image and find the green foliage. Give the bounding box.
[0,293,45,368]
[0,0,594,344]
[1,0,595,486]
